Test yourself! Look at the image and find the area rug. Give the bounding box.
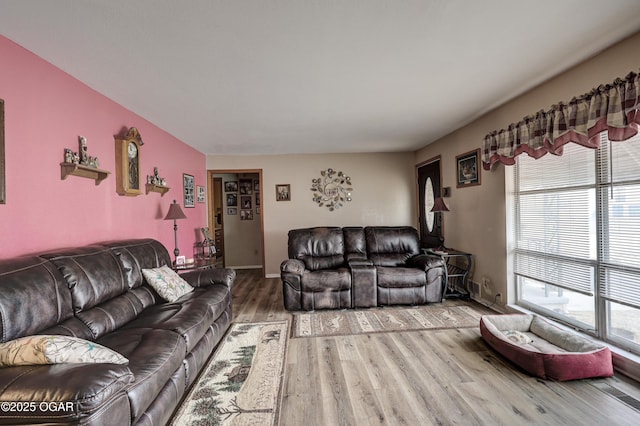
[170,320,289,426]
[293,304,483,338]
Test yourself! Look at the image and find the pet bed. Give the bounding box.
[480,314,613,381]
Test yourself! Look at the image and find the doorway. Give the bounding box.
[417,157,442,249]
[208,169,265,277]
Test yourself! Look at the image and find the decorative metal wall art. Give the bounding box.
[311,168,353,211]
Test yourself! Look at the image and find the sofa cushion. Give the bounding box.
[97,328,187,423]
[376,266,426,288]
[301,268,351,291]
[365,227,420,266]
[101,239,172,289]
[42,246,129,313]
[0,256,74,342]
[288,227,345,270]
[123,288,220,353]
[0,362,134,424]
[142,265,194,302]
[0,335,128,367]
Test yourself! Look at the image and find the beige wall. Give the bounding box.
[416,31,640,306]
[207,152,417,276]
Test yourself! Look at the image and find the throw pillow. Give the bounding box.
[0,335,128,367]
[141,264,194,302]
[503,330,534,345]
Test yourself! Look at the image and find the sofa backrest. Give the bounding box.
[101,239,172,289]
[343,227,367,260]
[38,239,172,339]
[365,226,420,266]
[0,256,74,342]
[288,227,345,270]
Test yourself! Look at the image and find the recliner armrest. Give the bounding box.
[408,254,445,270]
[180,267,236,289]
[347,257,373,267]
[280,259,305,274]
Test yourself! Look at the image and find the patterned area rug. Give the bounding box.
[170,320,289,426]
[293,304,483,338]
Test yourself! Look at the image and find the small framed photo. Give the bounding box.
[175,255,186,266]
[276,184,290,201]
[197,185,205,203]
[456,149,481,188]
[227,207,237,215]
[241,210,253,220]
[226,193,237,206]
[239,178,253,194]
[183,174,195,207]
[241,195,252,209]
[224,181,238,192]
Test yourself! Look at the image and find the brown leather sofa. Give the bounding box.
[0,239,235,425]
[281,226,445,311]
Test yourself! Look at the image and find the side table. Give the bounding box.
[424,248,472,300]
[173,257,217,272]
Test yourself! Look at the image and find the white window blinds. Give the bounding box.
[515,132,640,307]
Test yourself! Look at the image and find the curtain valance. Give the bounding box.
[482,70,640,170]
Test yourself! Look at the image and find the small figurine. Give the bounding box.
[64,148,73,164]
[79,136,89,165]
[72,152,80,164]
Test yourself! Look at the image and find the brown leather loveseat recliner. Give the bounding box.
[281,226,445,311]
[0,239,235,425]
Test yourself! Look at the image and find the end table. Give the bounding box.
[424,248,472,300]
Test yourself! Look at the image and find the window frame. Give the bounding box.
[508,132,640,356]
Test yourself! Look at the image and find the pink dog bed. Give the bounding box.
[480,314,613,381]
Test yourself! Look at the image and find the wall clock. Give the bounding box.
[115,127,143,196]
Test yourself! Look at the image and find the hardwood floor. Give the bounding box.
[231,269,640,425]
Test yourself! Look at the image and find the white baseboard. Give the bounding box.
[265,273,280,279]
[228,265,262,270]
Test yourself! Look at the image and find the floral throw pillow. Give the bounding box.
[0,335,128,367]
[142,265,194,302]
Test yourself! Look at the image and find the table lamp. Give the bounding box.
[430,197,449,249]
[164,200,187,261]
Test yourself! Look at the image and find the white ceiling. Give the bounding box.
[2,1,640,155]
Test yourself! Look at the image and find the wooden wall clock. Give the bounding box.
[115,127,143,196]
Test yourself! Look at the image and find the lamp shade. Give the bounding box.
[430,197,450,212]
[164,200,187,220]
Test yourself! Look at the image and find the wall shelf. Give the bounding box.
[60,162,110,185]
[145,183,170,196]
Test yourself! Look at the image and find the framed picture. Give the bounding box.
[227,207,237,215]
[175,255,186,266]
[456,149,481,188]
[224,181,238,192]
[183,174,195,207]
[239,178,253,194]
[197,185,206,203]
[276,184,290,201]
[240,210,253,220]
[241,195,252,209]
[0,99,5,204]
[226,193,237,206]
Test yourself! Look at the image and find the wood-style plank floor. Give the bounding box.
[231,269,640,425]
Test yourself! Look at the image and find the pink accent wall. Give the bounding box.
[0,36,207,259]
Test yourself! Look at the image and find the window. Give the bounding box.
[511,132,640,354]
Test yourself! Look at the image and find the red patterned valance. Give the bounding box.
[482,71,640,170]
